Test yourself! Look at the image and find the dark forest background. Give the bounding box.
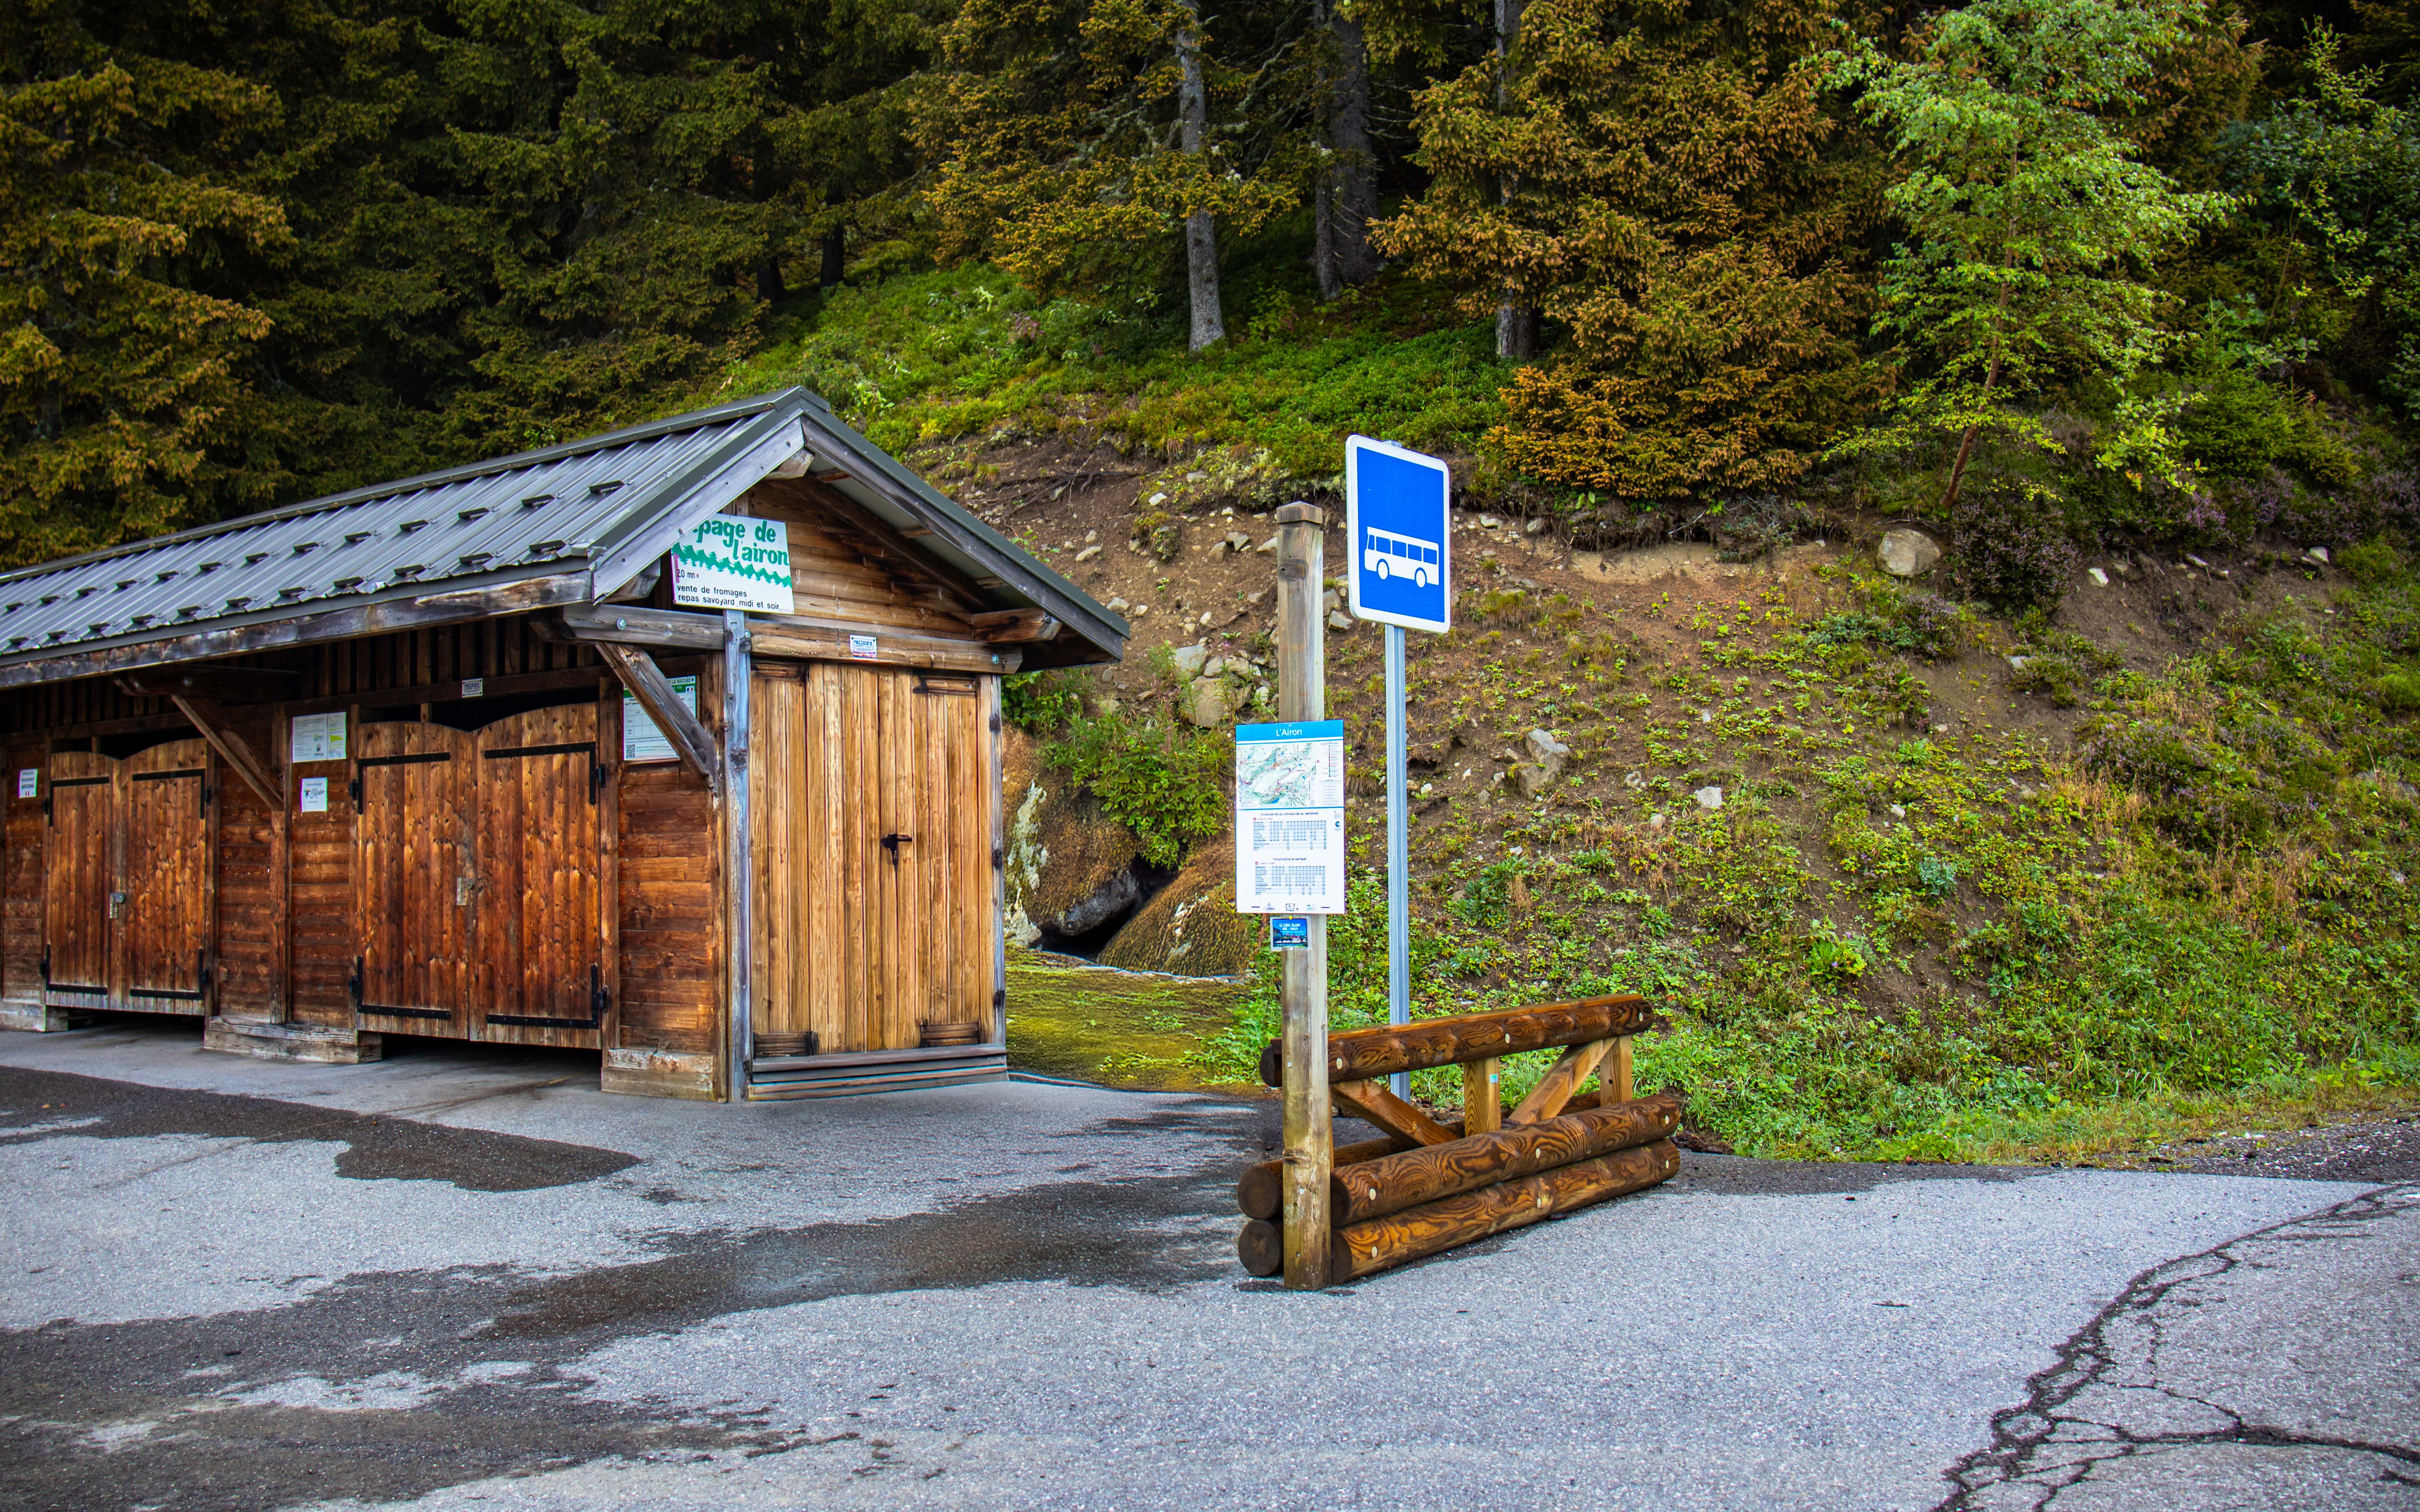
[2,0,2413,576]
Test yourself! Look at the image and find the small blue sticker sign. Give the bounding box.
[1269,916,1310,950]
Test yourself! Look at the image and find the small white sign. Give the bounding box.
[298,776,329,814]
[672,515,793,613]
[15,768,34,799]
[460,678,484,698]
[623,675,699,763]
[290,711,346,764]
[848,634,878,660]
[1234,720,1347,915]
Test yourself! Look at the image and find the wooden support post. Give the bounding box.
[1463,1057,1502,1135]
[722,610,754,1102]
[1276,500,1331,1291]
[596,642,719,794]
[1608,1034,1635,1105]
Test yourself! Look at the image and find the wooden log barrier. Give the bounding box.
[1257,994,1653,1087]
[1237,1218,1284,1277]
[1238,1133,1429,1222]
[1328,1090,1682,1226]
[1330,1139,1681,1283]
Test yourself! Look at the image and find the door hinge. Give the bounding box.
[200,782,213,814]
[41,794,51,825]
[348,774,363,808]
[589,758,607,805]
[348,956,363,1010]
[196,948,212,992]
[591,963,610,1019]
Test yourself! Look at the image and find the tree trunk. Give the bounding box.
[1314,177,1341,301]
[818,226,845,289]
[1326,7,1380,289]
[1176,0,1226,351]
[757,253,786,306]
[1493,0,1535,361]
[1939,276,2014,514]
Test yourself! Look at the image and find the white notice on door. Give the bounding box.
[622,675,699,763]
[848,634,878,660]
[1233,720,1347,914]
[14,768,33,799]
[299,776,329,814]
[290,711,346,763]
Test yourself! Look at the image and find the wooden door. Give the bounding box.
[476,705,606,1043]
[352,722,476,1031]
[43,752,118,1004]
[121,740,213,1011]
[770,664,993,1053]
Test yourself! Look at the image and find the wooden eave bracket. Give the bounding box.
[595,642,720,794]
[964,607,1062,645]
[114,679,281,807]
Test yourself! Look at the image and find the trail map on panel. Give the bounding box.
[1234,720,1346,915]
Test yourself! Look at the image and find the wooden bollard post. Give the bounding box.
[1275,500,1331,1291]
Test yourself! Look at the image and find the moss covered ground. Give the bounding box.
[1003,946,1246,1091]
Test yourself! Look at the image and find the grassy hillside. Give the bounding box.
[720,259,2420,1164]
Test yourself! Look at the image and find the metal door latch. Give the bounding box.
[880,833,914,863]
[107,891,127,919]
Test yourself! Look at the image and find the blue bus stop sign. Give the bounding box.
[1345,435,1452,634]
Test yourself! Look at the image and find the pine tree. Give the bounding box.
[926,0,1299,350]
[1380,0,1898,501]
[1827,0,2237,510]
[0,6,293,564]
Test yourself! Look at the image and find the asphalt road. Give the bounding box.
[1,1020,2412,1512]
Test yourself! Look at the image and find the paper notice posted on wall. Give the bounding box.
[298,776,329,814]
[15,769,33,800]
[290,711,346,764]
[623,676,699,763]
[1233,720,1346,915]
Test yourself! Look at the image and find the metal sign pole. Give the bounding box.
[1384,622,1409,1101]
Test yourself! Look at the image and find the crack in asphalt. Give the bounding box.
[1932,1182,2420,1510]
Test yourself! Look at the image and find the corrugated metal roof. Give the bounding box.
[0,388,1126,681]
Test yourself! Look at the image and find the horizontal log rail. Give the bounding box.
[1239,992,1677,1283]
[1256,994,1653,1088]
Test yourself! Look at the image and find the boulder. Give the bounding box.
[1692,785,1724,810]
[1186,678,1239,729]
[1169,642,1210,677]
[1525,728,1571,776]
[1098,836,1260,977]
[1878,527,1942,578]
[1002,729,1147,948]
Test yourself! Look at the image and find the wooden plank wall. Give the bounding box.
[288,711,355,1027]
[616,658,720,1056]
[213,712,284,1018]
[749,484,985,636]
[2,740,43,1002]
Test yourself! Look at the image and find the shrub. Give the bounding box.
[1046,710,1229,867]
[1949,473,2079,612]
[2010,631,2125,707]
[1003,669,1088,733]
[2341,537,2403,583]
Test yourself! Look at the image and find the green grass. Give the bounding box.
[716,263,1509,480]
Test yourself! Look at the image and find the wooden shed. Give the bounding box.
[0,389,1124,1100]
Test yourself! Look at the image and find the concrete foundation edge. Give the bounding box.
[602,1047,720,1102]
[204,1017,385,1065]
[0,999,81,1033]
